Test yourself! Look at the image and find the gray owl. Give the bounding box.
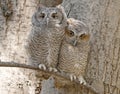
[26,5,67,71]
[57,18,90,84]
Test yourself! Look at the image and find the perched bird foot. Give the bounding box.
[49,67,58,72]
[78,76,86,85]
[69,74,77,81]
[39,64,46,70]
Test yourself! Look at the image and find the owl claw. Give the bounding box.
[39,64,46,70]
[78,76,86,85]
[49,67,58,72]
[69,74,77,81]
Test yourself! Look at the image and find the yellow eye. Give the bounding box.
[65,27,74,37]
[38,13,45,18]
[66,30,74,37]
[79,33,86,39]
[69,30,74,36]
[79,33,90,41]
[52,13,58,19]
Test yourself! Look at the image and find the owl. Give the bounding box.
[57,18,90,84]
[26,4,67,71]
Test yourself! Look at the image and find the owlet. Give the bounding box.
[26,4,67,71]
[57,18,90,84]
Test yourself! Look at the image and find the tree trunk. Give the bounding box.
[0,0,43,94]
[62,0,120,94]
[0,0,120,94]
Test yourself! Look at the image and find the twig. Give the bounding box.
[67,3,74,17]
[0,60,99,94]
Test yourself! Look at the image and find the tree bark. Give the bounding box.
[0,0,120,94]
[62,0,120,94]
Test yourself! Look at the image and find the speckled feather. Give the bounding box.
[58,40,89,76]
[58,18,90,80]
[26,26,49,66]
[26,5,67,70]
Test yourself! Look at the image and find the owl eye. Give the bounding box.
[38,13,45,18]
[52,13,58,19]
[79,33,86,39]
[68,30,74,36]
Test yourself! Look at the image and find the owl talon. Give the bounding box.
[78,76,86,85]
[69,74,77,81]
[49,67,58,72]
[39,64,46,70]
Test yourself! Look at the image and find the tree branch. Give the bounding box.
[0,60,99,94]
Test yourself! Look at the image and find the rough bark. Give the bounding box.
[0,0,42,94]
[0,0,120,94]
[40,0,63,7]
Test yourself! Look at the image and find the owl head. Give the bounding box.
[65,18,90,46]
[32,5,67,27]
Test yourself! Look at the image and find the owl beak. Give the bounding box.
[46,18,49,26]
[73,40,77,46]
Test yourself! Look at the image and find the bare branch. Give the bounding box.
[0,60,99,94]
[0,61,38,70]
[67,3,74,17]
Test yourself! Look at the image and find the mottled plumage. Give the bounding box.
[58,18,90,83]
[26,5,67,71]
